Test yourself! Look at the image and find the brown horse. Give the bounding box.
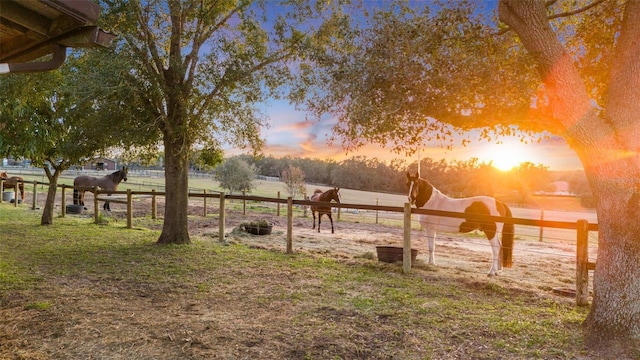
[311,187,341,233]
[0,172,25,202]
[73,167,128,211]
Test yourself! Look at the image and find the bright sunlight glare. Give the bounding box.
[479,141,537,171]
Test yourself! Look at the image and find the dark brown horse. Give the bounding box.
[73,167,128,211]
[0,172,25,202]
[311,187,341,233]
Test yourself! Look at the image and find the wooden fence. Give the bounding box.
[1,179,598,306]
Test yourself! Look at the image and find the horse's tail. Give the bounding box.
[73,189,79,205]
[500,202,514,268]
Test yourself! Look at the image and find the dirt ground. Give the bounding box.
[226,214,589,301]
[1,191,600,359]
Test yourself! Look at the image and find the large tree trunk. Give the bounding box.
[499,0,640,348]
[586,171,640,346]
[583,0,640,347]
[41,166,60,226]
[157,131,191,245]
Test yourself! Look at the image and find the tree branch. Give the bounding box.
[603,0,640,148]
[547,0,607,20]
[185,5,243,94]
[197,49,292,116]
[494,0,607,36]
[136,4,166,86]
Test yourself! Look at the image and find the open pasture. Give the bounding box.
[0,169,612,358]
[1,193,610,359]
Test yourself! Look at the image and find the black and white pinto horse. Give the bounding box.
[406,172,514,276]
[311,187,341,233]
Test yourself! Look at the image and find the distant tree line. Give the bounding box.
[212,154,591,204]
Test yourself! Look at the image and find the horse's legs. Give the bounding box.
[317,213,322,233]
[103,201,110,211]
[312,210,317,229]
[425,229,436,265]
[487,236,502,277]
[327,213,334,233]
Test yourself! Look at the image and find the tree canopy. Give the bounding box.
[216,157,256,194]
[280,165,306,199]
[296,0,539,154]
[0,49,154,224]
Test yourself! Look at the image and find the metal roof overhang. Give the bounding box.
[0,0,116,74]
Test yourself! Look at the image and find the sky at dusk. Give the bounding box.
[251,99,583,171]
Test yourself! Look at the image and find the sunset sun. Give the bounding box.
[480,141,533,171]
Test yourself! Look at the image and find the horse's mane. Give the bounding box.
[313,189,323,194]
[107,168,127,180]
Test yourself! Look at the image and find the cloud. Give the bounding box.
[273,120,312,132]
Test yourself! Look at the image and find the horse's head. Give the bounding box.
[406,172,420,206]
[0,172,7,180]
[121,166,128,182]
[406,172,434,208]
[332,187,341,203]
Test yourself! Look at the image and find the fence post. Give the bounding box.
[539,209,544,242]
[287,196,293,254]
[61,184,66,216]
[32,181,37,210]
[94,187,99,224]
[151,189,157,219]
[303,194,308,217]
[203,189,207,217]
[0,179,3,203]
[376,198,379,224]
[219,192,226,242]
[403,202,412,274]
[126,189,132,229]
[13,183,18,207]
[576,219,590,306]
[242,189,246,215]
[277,191,281,216]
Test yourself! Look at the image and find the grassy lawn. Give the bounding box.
[0,203,597,359]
